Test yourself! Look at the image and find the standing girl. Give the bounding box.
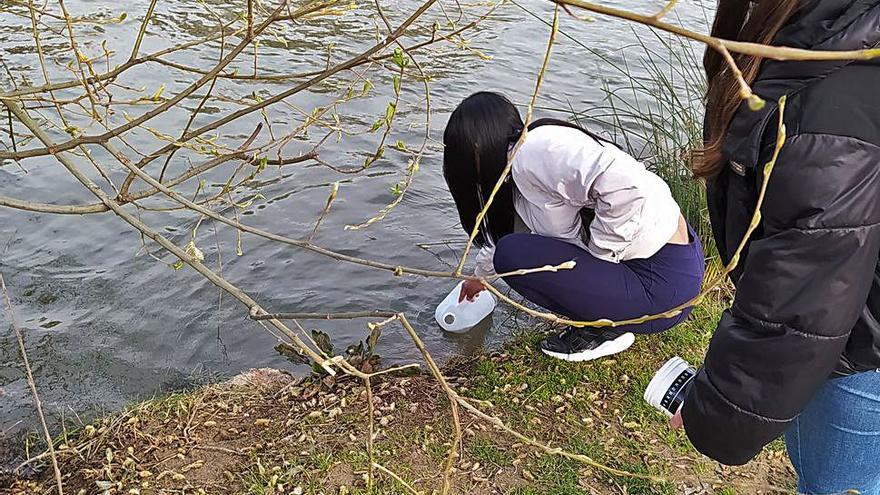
[442,91,704,362]
[677,1,880,492]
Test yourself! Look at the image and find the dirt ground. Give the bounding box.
[3,340,796,495]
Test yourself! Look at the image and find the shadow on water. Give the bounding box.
[439,314,496,356]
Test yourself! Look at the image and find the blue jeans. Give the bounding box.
[784,370,880,495]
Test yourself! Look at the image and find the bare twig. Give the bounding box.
[374,462,423,494]
[58,0,100,119]
[554,0,880,61]
[308,181,339,243]
[156,2,230,185]
[489,260,576,281]
[130,0,159,62]
[650,0,678,21]
[456,5,559,275]
[1,273,64,495]
[397,314,461,495]
[482,96,789,329]
[252,310,396,321]
[365,376,376,490]
[247,0,255,39]
[717,43,765,110]
[5,107,15,153]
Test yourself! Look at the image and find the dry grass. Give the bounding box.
[6,312,795,494]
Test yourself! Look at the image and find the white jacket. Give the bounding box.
[474,125,680,277]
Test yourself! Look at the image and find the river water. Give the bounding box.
[0,0,712,461]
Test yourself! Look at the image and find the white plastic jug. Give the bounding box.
[434,281,497,333]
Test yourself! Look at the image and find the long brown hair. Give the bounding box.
[695,0,802,179]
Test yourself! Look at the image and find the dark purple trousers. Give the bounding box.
[493,225,705,334]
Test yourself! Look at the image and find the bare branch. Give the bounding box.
[555,0,880,61]
[130,0,159,62]
[0,0,322,161]
[650,0,678,21]
[2,98,338,375]
[308,181,339,243]
[482,97,790,329]
[252,310,396,321]
[0,195,109,215]
[1,273,64,495]
[456,5,560,275]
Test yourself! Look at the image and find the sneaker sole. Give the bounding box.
[540,332,636,362]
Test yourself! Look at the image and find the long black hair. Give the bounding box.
[442,91,613,246]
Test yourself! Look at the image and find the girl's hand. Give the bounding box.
[459,279,486,302]
[670,409,684,429]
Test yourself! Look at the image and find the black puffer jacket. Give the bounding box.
[681,0,880,466]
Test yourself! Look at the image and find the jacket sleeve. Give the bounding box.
[474,245,497,278]
[682,133,880,465]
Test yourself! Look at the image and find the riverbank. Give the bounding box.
[5,296,795,495]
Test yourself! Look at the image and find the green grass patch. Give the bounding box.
[534,454,582,495]
[469,436,514,468]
